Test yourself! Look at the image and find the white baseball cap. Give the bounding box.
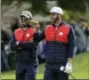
[21,11,32,19]
[49,7,63,15]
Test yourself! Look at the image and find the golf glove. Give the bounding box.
[64,63,72,74]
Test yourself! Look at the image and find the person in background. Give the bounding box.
[10,11,40,80]
[1,29,10,71]
[35,24,46,63]
[70,20,87,53]
[84,27,89,37]
[37,40,46,63]
[36,6,75,80]
[77,18,88,32]
[77,18,89,51]
[10,17,19,32]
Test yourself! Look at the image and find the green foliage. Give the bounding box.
[57,0,89,11]
[2,0,89,14]
[30,0,47,14]
[63,10,85,22]
[2,0,47,14]
[1,52,89,79]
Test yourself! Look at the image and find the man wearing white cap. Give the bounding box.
[37,6,75,80]
[10,11,40,80]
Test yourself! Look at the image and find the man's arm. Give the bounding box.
[67,27,75,63]
[10,35,20,50]
[64,27,75,74]
[33,30,45,43]
[10,34,36,50]
[18,30,45,50]
[18,42,37,49]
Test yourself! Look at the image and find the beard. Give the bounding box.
[52,15,59,24]
[21,23,31,28]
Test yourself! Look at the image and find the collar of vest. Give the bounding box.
[52,20,66,27]
[21,24,32,28]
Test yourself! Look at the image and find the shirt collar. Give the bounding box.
[52,20,65,27]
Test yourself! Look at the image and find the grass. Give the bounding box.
[1,52,89,79]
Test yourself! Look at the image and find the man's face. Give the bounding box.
[20,16,30,26]
[50,13,60,23]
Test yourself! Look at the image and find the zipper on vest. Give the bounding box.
[55,27,58,41]
[54,27,58,63]
[23,28,27,42]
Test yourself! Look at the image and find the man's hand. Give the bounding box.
[16,41,19,45]
[30,20,40,33]
[30,20,39,24]
[64,63,72,74]
[34,23,40,33]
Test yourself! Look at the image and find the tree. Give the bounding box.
[2,0,89,14]
[2,0,47,14]
[57,0,89,11]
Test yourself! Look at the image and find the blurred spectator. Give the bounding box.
[37,40,46,64]
[84,27,89,37]
[70,20,87,53]
[77,17,88,33]
[77,18,89,51]
[1,29,10,71]
[36,27,46,63]
[10,17,19,32]
[77,17,87,28]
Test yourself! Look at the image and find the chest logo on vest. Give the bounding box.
[59,32,63,36]
[26,33,30,37]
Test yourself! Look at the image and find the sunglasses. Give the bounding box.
[20,16,29,21]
